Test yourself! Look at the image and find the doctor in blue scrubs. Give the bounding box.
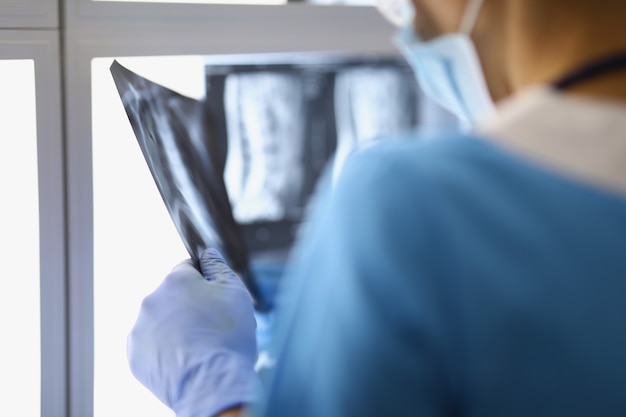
[127,0,626,416]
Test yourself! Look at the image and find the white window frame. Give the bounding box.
[0,29,66,417]
[0,0,57,28]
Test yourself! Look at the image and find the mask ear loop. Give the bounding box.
[459,0,486,35]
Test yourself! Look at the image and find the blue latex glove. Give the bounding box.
[128,248,258,417]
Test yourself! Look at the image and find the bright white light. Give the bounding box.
[92,56,204,417]
[91,0,378,4]
[94,0,286,5]
[0,59,41,417]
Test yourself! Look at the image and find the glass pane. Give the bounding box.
[92,56,201,417]
[0,59,41,416]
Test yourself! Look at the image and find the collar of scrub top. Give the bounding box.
[476,49,626,197]
[476,86,626,198]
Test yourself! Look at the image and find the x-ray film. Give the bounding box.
[109,60,267,311]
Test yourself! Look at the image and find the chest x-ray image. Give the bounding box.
[109,60,268,311]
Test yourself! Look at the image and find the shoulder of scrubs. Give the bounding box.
[253,127,626,417]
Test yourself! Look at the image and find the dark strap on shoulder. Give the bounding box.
[554,52,626,91]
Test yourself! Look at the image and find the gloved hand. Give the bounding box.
[128,248,258,417]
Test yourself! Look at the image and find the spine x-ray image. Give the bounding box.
[109,56,453,310]
[110,60,268,311]
[223,73,306,223]
[332,66,420,182]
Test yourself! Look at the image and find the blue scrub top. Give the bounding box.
[252,134,626,417]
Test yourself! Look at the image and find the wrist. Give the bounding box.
[215,406,245,417]
[173,351,258,417]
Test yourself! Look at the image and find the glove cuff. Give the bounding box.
[173,350,259,417]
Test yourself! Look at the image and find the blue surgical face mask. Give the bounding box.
[378,0,496,124]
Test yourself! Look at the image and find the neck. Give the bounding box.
[506,1,626,101]
[472,0,513,103]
